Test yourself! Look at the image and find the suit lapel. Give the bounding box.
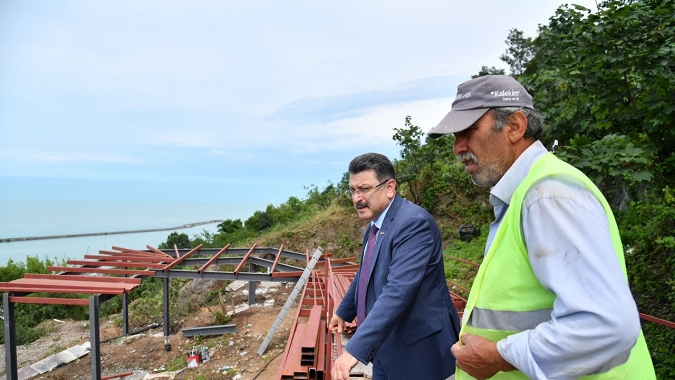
[366,195,403,280]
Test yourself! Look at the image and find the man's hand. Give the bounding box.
[329,314,345,334]
[451,333,515,380]
[331,350,359,380]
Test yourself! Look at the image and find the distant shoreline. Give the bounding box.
[0,220,224,243]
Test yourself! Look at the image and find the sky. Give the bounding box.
[0,0,599,207]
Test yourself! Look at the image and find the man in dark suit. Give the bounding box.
[329,152,461,380]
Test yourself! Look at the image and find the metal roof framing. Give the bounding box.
[0,243,315,380]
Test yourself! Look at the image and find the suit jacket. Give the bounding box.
[336,195,461,380]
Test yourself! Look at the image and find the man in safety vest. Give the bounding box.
[428,75,655,379]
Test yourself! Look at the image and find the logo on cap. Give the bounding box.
[456,92,471,100]
[490,89,520,101]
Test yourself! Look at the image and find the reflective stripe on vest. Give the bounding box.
[468,307,552,332]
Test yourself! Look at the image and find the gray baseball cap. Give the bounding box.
[428,75,534,138]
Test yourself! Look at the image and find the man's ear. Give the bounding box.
[506,111,528,143]
[386,179,397,199]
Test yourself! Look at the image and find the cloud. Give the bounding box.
[266,75,463,124]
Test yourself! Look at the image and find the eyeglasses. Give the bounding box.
[344,179,391,198]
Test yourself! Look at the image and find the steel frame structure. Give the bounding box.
[0,243,311,380]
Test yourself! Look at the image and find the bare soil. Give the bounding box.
[5,286,298,380]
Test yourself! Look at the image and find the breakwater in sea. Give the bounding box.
[0,220,224,243]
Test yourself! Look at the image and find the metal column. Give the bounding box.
[89,295,101,380]
[4,293,17,380]
[122,292,129,335]
[163,276,171,351]
[248,280,257,305]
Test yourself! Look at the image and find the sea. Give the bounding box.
[0,200,264,266]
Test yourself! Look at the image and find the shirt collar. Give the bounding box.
[490,140,548,206]
[372,197,394,230]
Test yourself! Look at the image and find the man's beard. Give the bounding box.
[456,151,506,188]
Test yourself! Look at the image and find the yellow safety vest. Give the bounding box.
[457,153,655,379]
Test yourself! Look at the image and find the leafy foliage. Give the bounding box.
[495,1,675,374]
[515,0,675,190]
[557,133,655,209]
[500,28,535,76]
[472,66,506,78]
[157,232,191,249]
[616,189,675,379]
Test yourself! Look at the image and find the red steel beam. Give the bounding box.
[173,244,181,258]
[443,254,481,268]
[83,255,171,263]
[446,279,470,295]
[162,244,204,271]
[9,296,90,306]
[315,320,327,380]
[0,284,124,295]
[101,371,133,380]
[233,244,257,274]
[640,313,675,329]
[270,245,284,274]
[145,244,180,260]
[47,266,155,276]
[13,278,137,292]
[98,250,150,257]
[198,244,230,274]
[301,305,323,366]
[280,323,308,379]
[271,271,303,278]
[23,273,142,284]
[65,260,166,270]
[112,246,173,258]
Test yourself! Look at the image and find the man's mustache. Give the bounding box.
[457,152,478,166]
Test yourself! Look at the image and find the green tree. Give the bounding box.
[158,232,191,249]
[499,29,535,76]
[392,116,426,204]
[518,0,675,190]
[472,65,506,78]
[217,219,244,234]
[245,210,275,232]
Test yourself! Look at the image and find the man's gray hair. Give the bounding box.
[491,107,545,141]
